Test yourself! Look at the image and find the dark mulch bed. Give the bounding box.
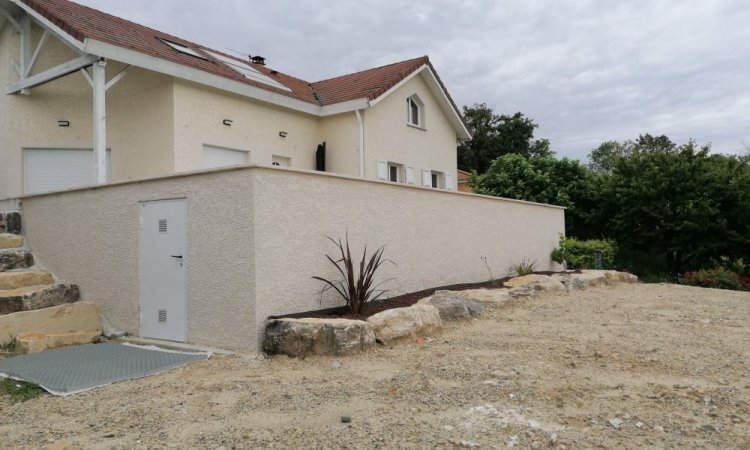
[269,271,575,321]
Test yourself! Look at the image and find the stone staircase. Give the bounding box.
[0,211,100,353]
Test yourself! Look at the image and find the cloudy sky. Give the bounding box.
[76,0,750,160]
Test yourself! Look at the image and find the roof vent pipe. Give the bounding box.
[250,55,266,65]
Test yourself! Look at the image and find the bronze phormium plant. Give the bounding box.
[313,235,394,315]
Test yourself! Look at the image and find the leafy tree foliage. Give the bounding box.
[599,135,750,276]
[471,154,600,238]
[458,104,553,174]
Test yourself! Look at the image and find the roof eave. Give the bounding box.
[83,38,323,115]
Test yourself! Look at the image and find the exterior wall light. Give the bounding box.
[222,119,233,126]
[57,120,70,127]
[279,131,288,138]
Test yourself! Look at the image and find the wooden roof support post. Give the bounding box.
[92,60,107,184]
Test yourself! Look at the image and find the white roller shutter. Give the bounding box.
[405,167,415,184]
[202,145,248,169]
[377,160,388,180]
[422,169,431,187]
[445,172,454,190]
[24,148,111,194]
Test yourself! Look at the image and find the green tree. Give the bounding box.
[600,137,750,276]
[458,104,553,174]
[471,154,600,238]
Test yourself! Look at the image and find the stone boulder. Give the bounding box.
[505,274,566,293]
[417,290,485,321]
[264,318,375,357]
[459,288,513,307]
[0,212,22,234]
[0,302,101,347]
[0,250,33,272]
[367,304,442,343]
[0,284,80,315]
[16,330,101,354]
[569,270,638,288]
[0,233,23,249]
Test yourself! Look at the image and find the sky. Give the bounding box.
[75,0,750,161]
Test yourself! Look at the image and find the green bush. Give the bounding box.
[680,267,750,291]
[551,236,617,270]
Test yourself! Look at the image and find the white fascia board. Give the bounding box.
[319,98,369,116]
[8,0,85,53]
[368,64,470,140]
[84,39,323,116]
[421,66,471,140]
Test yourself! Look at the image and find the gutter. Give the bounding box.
[355,109,365,178]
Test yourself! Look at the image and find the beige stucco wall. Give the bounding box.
[318,112,360,177]
[18,166,564,353]
[172,80,321,171]
[19,169,257,351]
[364,73,459,188]
[0,22,175,198]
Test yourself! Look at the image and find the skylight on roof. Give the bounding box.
[159,38,207,60]
[202,50,291,92]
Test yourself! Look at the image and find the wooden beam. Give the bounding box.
[92,61,107,184]
[105,64,130,91]
[24,29,49,77]
[6,54,97,94]
[0,6,21,33]
[79,67,93,88]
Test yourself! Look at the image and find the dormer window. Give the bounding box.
[406,95,424,128]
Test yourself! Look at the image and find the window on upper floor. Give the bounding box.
[406,95,424,128]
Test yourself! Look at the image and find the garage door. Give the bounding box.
[24,148,112,194]
[202,145,248,169]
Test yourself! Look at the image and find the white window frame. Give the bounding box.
[271,155,291,167]
[406,95,425,129]
[387,162,403,183]
[430,170,445,189]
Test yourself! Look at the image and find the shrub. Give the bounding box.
[680,267,750,291]
[551,236,617,270]
[509,258,537,276]
[312,235,394,315]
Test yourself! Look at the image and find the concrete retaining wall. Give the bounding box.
[13,165,564,352]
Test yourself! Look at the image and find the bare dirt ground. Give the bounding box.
[1,283,749,450]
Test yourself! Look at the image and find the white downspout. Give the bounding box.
[355,109,365,178]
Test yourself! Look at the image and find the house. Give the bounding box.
[0,0,565,353]
[0,0,471,199]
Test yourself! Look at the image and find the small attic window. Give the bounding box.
[158,38,208,60]
[407,95,424,128]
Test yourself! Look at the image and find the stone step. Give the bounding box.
[0,270,54,290]
[16,330,101,354]
[0,249,34,272]
[0,212,21,234]
[0,302,101,347]
[0,233,23,249]
[0,284,80,315]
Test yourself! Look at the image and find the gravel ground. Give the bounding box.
[1,283,749,450]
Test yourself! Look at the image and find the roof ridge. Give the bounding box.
[310,56,428,85]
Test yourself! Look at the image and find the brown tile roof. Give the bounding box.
[19,0,462,119]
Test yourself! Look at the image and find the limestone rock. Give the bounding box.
[0,250,34,272]
[459,288,512,306]
[0,233,23,249]
[507,286,536,298]
[16,330,101,353]
[0,284,80,315]
[505,274,566,292]
[0,302,101,346]
[550,273,587,291]
[367,304,442,343]
[417,290,485,321]
[0,212,22,234]
[0,270,54,290]
[264,318,375,357]
[571,270,638,287]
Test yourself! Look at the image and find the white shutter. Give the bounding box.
[202,145,248,169]
[377,160,388,180]
[405,167,415,184]
[445,172,454,190]
[422,169,431,187]
[24,148,111,194]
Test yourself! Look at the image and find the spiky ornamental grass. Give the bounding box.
[313,235,394,315]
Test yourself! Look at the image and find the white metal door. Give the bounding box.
[140,199,187,341]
